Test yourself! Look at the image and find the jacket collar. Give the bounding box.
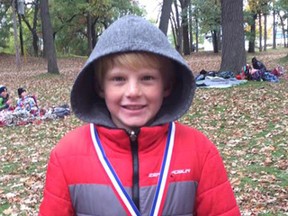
[94,123,170,152]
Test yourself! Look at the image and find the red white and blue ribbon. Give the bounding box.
[90,122,176,216]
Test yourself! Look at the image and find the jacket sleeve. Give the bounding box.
[195,144,241,216]
[0,97,8,110]
[39,149,75,216]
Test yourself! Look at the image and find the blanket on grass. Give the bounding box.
[0,104,70,127]
[196,76,247,88]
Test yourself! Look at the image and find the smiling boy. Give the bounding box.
[97,53,174,130]
[0,86,12,111]
[39,15,240,216]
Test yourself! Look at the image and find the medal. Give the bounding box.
[90,122,176,216]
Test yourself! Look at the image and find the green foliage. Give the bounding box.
[192,0,221,34]
[243,10,257,42]
[0,3,13,51]
[0,0,143,56]
[275,0,288,13]
[50,0,143,55]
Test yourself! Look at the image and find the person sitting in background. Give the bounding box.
[15,87,38,114]
[252,57,267,74]
[0,85,12,111]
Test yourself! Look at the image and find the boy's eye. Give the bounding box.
[142,75,155,81]
[111,76,125,81]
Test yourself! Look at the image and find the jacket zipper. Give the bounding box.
[128,129,140,211]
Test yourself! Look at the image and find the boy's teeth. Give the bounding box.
[126,106,142,110]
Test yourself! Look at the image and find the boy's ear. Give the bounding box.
[95,83,105,98]
[163,83,172,97]
[98,90,105,98]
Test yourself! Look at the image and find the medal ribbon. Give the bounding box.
[90,122,176,216]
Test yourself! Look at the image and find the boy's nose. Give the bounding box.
[126,81,141,97]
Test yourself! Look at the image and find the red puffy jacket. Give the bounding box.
[39,122,240,216]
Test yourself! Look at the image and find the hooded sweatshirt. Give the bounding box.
[0,85,9,111]
[70,15,195,127]
[39,15,240,216]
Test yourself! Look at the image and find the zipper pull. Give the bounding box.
[127,129,139,142]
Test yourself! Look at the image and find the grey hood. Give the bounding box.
[71,15,196,128]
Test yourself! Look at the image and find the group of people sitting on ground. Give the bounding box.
[0,85,70,126]
[0,86,38,113]
[237,57,284,82]
[195,57,284,88]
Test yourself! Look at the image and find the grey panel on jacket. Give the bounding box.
[141,181,197,216]
[69,184,128,216]
[162,181,197,215]
[69,181,197,216]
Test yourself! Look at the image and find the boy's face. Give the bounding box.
[0,89,8,98]
[101,65,170,130]
[21,91,27,98]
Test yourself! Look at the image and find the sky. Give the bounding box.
[137,0,161,21]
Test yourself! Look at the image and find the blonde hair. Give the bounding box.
[94,52,175,90]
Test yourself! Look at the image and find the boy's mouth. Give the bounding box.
[123,105,145,110]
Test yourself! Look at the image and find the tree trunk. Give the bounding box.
[18,14,24,56]
[220,0,246,73]
[91,21,97,48]
[12,0,21,70]
[195,13,199,52]
[273,8,276,49]
[278,11,287,47]
[159,0,173,35]
[179,0,190,55]
[258,12,262,52]
[212,30,219,53]
[264,13,267,51]
[170,16,177,48]
[21,0,40,56]
[217,30,221,51]
[40,0,59,74]
[287,19,288,47]
[87,14,93,54]
[248,14,257,53]
[188,3,193,52]
[174,1,182,53]
[15,0,24,56]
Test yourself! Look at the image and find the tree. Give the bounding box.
[50,0,142,55]
[21,0,40,56]
[258,11,263,51]
[272,1,276,49]
[246,10,257,53]
[275,0,288,48]
[194,0,221,53]
[220,0,246,73]
[246,0,259,53]
[171,0,183,53]
[159,0,173,35]
[40,0,59,74]
[0,0,144,56]
[169,0,193,55]
[12,0,21,70]
[0,2,12,50]
[179,0,190,55]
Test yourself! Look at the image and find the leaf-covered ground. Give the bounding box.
[0,50,287,215]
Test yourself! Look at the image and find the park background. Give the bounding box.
[0,0,288,215]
